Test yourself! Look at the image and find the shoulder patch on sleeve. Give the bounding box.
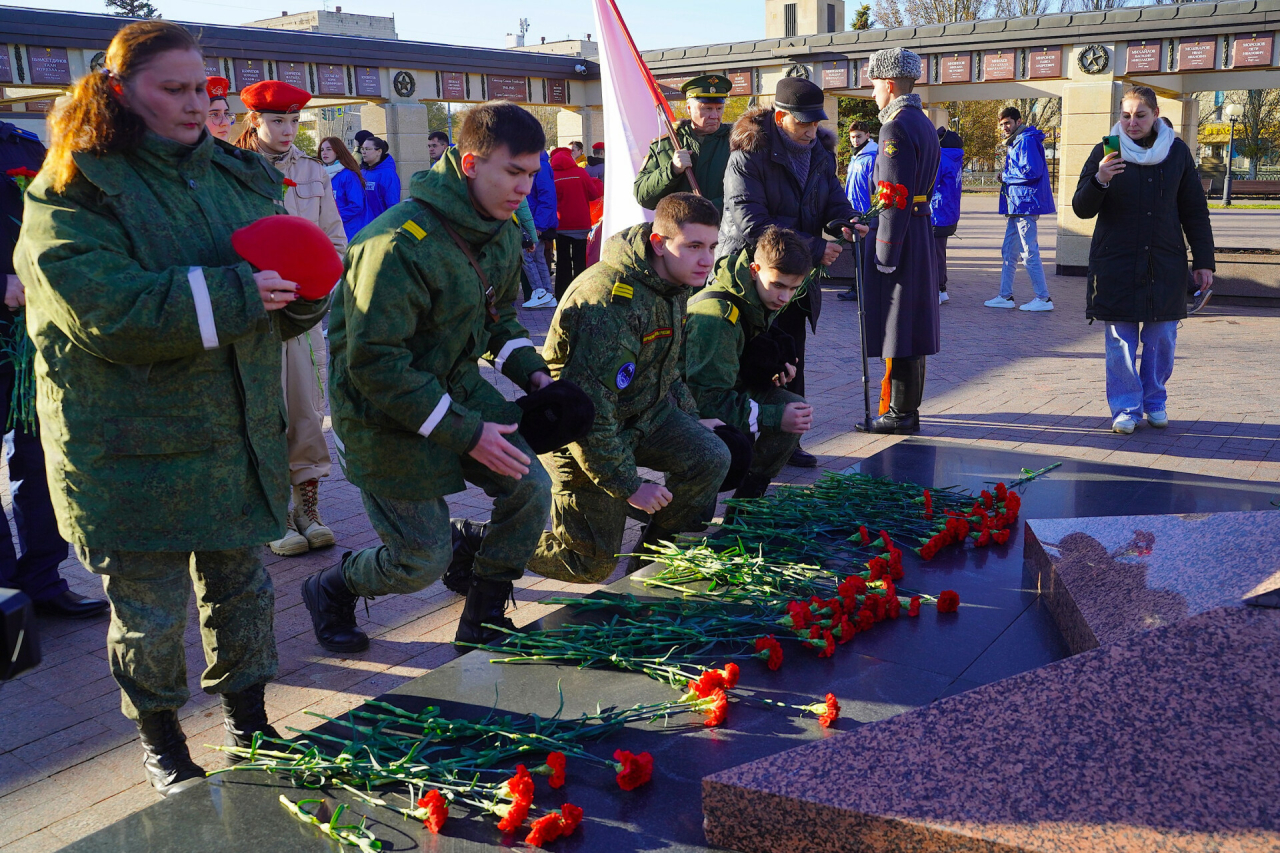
[726,304,740,325]
[611,281,634,303]
[400,219,428,241]
[882,140,899,159]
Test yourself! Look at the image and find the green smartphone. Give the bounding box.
[1102,135,1121,157]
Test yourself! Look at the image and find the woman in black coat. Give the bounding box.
[1072,85,1214,435]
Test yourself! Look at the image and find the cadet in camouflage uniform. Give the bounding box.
[685,227,815,501]
[633,75,734,213]
[527,194,731,583]
[313,102,554,652]
[14,21,328,797]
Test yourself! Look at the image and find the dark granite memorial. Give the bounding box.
[56,440,1279,853]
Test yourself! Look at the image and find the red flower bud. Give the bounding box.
[937,590,960,613]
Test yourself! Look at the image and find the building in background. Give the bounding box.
[765,0,846,38]
[243,8,398,40]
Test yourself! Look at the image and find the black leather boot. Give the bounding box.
[301,560,369,653]
[221,683,281,756]
[137,711,205,798]
[624,520,677,575]
[867,357,924,434]
[441,519,486,595]
[454,577,518,646]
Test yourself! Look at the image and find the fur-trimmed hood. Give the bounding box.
[730,106,838,154]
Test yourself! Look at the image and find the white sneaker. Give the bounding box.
[544,296,558,309]
[1019,297,1054,312]
[984,296,1016,309]
[1146,410,1169,429]
[939,291,949,304]
[1112,414,1137,435]
[522,288,554,308]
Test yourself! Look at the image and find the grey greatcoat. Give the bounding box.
[864,97,941,359]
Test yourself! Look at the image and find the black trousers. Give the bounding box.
[773,295,809,398]
[554,236,588,300]
[935,235,949,292]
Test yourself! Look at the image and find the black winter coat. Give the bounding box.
[1072,137,1214,323]
[718,107,855,331]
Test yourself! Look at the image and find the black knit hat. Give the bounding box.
[517,381,596,455]
[714,424,754,492]
[774,77,828,123]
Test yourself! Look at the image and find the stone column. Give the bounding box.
[924,105,950,130]
[1157,94,1199,147]
[1056,79,1122,275]
[361,102,432,201]
[557,105,604,151]
[821,94,840,137]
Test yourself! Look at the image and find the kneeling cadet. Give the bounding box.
[685,226,814,502]
[307,102,557,651]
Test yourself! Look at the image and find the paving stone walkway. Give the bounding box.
[1,195,1277,851]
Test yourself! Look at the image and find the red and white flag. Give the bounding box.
[591,0,676,241]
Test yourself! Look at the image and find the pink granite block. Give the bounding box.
[702,606,1280,853]
[1025,511,1280,654]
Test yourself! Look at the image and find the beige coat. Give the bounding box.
[269,145,347,254]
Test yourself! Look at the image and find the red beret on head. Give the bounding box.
[231,215,342,301]
[592,142,604,150]
[206,76,230,101]
[239,80,311,114]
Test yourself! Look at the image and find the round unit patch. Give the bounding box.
[615,362,636,390]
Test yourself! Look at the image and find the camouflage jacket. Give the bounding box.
[14,131,327,550]
[633,120,732,213]
[684,249,785,435]
[329,150,548,500]
[543,224,699,499]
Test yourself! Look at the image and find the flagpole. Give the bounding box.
[603,0,702,196]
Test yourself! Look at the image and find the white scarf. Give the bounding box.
[323,161,344,178]
[1113,120,1174,166]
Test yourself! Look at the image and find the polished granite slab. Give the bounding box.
[703,605,1280,853]
[57,440,1280,853]
[1027,511,1280,654]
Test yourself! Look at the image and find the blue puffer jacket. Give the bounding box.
[1000,124,1055,216]
[362,154,401,221]
[330,166,369,241]
[528,149,559,234]
[931,128,964,236]
[844,139,878,215]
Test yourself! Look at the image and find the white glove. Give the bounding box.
[877,264,897,274]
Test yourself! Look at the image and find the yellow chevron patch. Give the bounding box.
[612,282,634,300]
[728,305,740,325]
[402,220,427,241]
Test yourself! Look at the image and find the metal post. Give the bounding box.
[1223,117,1237,207]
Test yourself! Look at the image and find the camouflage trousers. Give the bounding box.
[75,546,276,721]
[342,432,551,595]
[750,386,806,483]
[527,406,731,584]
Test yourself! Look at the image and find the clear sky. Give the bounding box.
[8,0,765,51]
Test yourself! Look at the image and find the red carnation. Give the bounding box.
[781,600,810,631]
[613,750,654,791]
[886,595,901,619]
[858,525,872,546]
[975,529,992,548]
[992,528,1011,545]
[908,595,921,617]
[919,537,941,561]
[721,662,740,689]
[558,803,584,836]
[546,751,566,789]
[819,629,835,657]
[937,590,960,613]
[891,562,904,581]
[525,813,563,847]
[417,789,448,834]
[922,489,933,519]
[754,635,784,670]
[700,687,729,726]
[497,796,531,834]
[995,482,1008,501]
[1005,492,1022,517]
[855,607,875,632]
[818,693,840,727]
[981,490,994,509]
[835,615,855,643]
[840,574,868,597]
[878,530,894,552]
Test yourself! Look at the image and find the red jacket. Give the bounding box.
[549,147,603,231]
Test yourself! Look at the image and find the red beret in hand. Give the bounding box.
[239,80,311,114]
[231,215,342,300]
[206,76,230,101]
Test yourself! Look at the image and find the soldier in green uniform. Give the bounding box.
[633,75,734,213]
[15,22,328,796]
[311,102,555,653]
[526,193,732,583]
[685,226,815,502]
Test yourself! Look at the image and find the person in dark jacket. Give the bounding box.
[358,135,401,220]
[986,106,1055,311]
[718,77,855,466]
[861,48,941,435]
[932,126,964,304]
[1072,85,1214,435]
[549,146,602,299]
[634,74,734,213]
[0,121,105,620]
[585,142,605,180]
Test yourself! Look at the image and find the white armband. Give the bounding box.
[418,394,453,438]
[187,267,219,350]
[494,338,534,372]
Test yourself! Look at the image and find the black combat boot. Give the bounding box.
[441,519,486,595]
[454,577,519,646]
[724,473,771,525]
[220,683,281,758]
[136,711,205,798]
[624,520,677,575]
[301,560,369,653]
[866,357,925,435]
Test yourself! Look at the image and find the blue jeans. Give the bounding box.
[1104,321,1177,420]
[1000,215,1050,301]
[521,246,552,298]
[0,362,69,602]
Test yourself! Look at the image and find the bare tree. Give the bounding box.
[105,0,160,17]
[872,0,905,28]
[1225,89,1280,178]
